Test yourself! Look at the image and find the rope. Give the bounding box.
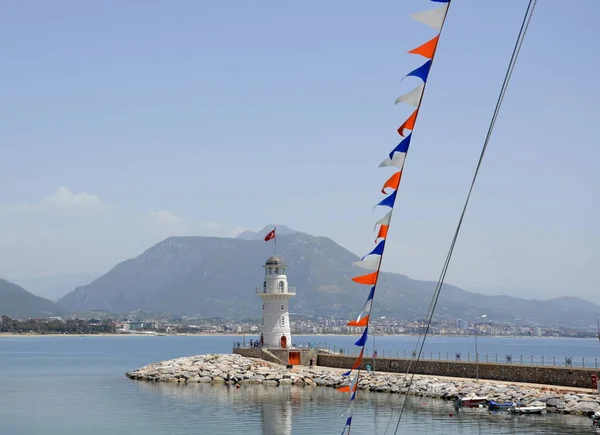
[347,2,454,432]
[386,1,538,433]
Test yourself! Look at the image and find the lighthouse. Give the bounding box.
[256,255,295,348]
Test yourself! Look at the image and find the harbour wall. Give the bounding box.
[127,353,600,417]
[316,354,599,389]
[233,348,262,358]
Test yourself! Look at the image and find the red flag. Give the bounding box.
[264,229,276,242]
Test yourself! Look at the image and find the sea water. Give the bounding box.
[0,335,596,434]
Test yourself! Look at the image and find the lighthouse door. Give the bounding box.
[280,335,287,349]
[288,351,301,365]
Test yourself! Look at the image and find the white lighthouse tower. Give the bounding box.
[256,255,295,348]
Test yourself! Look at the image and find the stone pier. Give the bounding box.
[126,353,600,417]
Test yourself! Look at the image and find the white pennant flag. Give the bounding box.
[379,152,406,170]
[409,4,449,32]
[374,211,392,230]
[349,370,360,393]
[354,256,381,271]
[341,401,355,418]
[394,83,424,107]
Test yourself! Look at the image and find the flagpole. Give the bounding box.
[274,226,277,255]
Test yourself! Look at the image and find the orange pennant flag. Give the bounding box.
[408,35,439,59]
[397,109,418,136]
[351,349,364,370]
[348,315,369,327]
[381,171,402,194]
[351,271,378,285]
[375,224,389,242]
[338,384,358,393]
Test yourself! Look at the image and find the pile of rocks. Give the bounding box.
[400,377,600,416]
[126,353,318,386]
[125,353,600,417]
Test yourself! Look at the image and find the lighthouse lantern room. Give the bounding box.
[256,255,295,348]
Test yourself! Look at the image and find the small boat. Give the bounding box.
[591,411,600,428]
[508,405,546,414]
[488,400,520,410]
[455,396,488,408]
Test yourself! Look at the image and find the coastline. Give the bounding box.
[125,353,600,419]
[0,332,231,338]
[0,332,593,339]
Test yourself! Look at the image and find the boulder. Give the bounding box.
[546,398,561,407]
[574,401,600,415]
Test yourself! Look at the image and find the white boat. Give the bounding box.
[591,411,600,429]
[508,405,546,414]
[455,395,488,408]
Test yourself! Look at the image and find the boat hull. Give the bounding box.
[488,400,518,410]
[456,397,487,408]
[508,406,545,414]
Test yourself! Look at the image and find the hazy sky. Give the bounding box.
[1,0,598,300]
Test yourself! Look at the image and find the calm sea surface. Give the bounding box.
[0,335,598,434]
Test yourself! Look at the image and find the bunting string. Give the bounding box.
[338,1,452,433]
[385,1,538,434]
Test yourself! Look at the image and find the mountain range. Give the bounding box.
[0,278,65,319]
[10,273,101,302]
[46,225,599,328]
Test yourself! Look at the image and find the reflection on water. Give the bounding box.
[133,382,595,435]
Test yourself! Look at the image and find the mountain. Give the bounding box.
[56,229,600,327]
[466,285,546,300]
[0,278,66,319]
[10,273,100,301]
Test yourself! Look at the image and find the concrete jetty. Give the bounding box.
[125,353,600,417]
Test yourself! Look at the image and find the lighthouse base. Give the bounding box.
[233,347,315,367]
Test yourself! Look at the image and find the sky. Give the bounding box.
[1,0,598,301]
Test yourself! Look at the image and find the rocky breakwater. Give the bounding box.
[125,354,600,418]
[125,353,320,387]
[404,377,600,416]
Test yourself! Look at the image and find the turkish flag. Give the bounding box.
[264,229,276,242]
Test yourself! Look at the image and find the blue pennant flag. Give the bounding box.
[342,370,351,377]
[431,0,449,3]
[340,417,353,435]
[388,133,412,159]
[376,190,397,209]
[355,327,369,346]
[366,286,375,301]
[362,240,385,260]
[405,60,432,83]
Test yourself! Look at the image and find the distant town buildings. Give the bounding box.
[1,313,597,339]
